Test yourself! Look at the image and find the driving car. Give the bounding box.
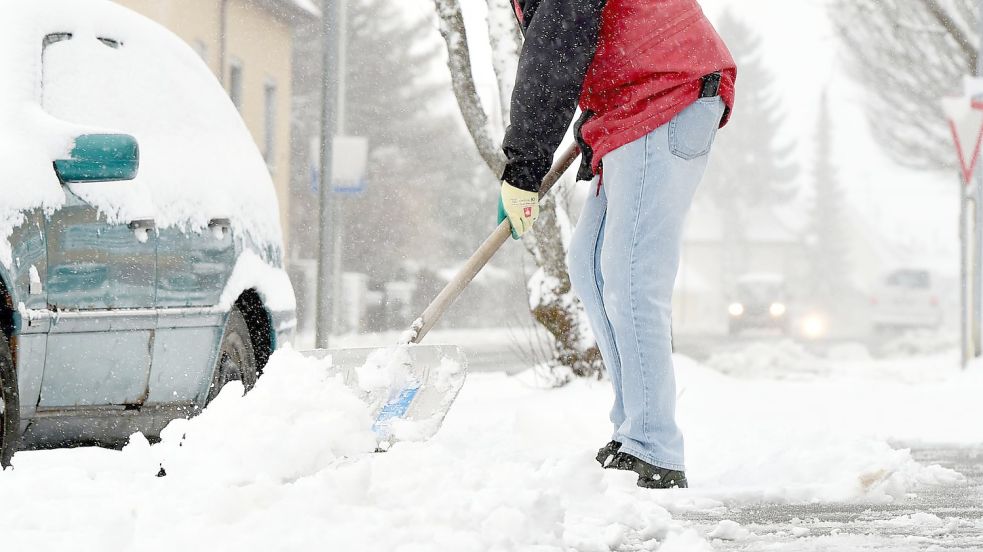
[870,268,943,333]
[0,0,296,466]
[727,273,790,336]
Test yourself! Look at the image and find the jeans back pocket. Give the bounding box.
[669,96,725,160]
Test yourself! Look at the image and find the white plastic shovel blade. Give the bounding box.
[299,345,467,446]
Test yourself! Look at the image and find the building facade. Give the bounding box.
[113,0,317,248]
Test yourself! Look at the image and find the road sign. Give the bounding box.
[943,98,983,184]
[309,135,369,194]
[943,77,983,184]
[331,135,369,194]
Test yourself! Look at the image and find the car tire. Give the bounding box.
[0,332,20,468]
[207,306,258,404]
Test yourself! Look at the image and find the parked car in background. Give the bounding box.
[0,0,296,466]
[727,273,790,336]
[870,269,942,333]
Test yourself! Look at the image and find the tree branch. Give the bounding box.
[920,0,977,72]
[831,0,973,169]
[433,0,507,177]
[485,0,522,127]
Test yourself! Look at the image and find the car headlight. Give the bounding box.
[728,303,745,317]
[769,302,787,317]
[802,314,826,339]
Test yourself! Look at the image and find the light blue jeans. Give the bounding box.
[569,96,725,471]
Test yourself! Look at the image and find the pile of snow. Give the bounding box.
[706,340,827,380]
[0,349,700,551]
[0,347,977,550]
[138,351,377,484]
[673,356,968,505]
[705,338,965,384]
[879,330,961,359]
[707,519,751,541]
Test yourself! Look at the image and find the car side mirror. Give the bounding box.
[54,133,140,183]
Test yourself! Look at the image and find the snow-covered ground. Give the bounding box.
[1,343,980,551]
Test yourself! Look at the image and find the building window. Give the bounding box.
[228,59,243,110]
[264,80,277,169]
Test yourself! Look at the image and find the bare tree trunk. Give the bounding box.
[922,0,978,67]
[433,0,506,176]
[432,0,603,382]
[525,191,603,379]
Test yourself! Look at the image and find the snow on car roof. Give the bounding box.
[0,0,283,266]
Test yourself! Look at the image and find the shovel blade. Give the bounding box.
[299,345,467,446]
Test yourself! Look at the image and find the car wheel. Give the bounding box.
[0,332,20,468]
[207,306,258,404]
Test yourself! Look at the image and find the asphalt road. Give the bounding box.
[662,445,983,551]
[462,334,880,373]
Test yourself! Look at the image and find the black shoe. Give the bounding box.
[596,440,622,467]
[603,451,637,471]
[606,451,688,489]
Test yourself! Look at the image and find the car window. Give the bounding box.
[36,23,281,244]
[885,270,930,289]
[736,282,785,303]
[39,31,236,224]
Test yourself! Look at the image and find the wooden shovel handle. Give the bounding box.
[406,143,581,344]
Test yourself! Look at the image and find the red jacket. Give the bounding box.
[502,0,736,191]
[578,0,736,173]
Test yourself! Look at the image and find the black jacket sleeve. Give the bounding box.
[501,0,607,192]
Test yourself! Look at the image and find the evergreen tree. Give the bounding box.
[699,9,798,280]
[808,91,853,305]
[290,0,493,281]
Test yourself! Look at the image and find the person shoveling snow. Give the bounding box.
[497,0,736,488]
[307,0,737,480]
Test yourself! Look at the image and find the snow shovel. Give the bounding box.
[303,144,581,447]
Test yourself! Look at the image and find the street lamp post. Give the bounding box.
[972,0,983,364]
[316,0,339,348]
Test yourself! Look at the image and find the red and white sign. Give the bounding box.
[943,77,983,184]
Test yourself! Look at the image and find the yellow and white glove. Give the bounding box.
[497,181,540,240]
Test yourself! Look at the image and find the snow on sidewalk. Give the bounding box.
[0,346,979,551]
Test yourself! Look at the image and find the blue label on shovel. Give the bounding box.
[372,385,420,437]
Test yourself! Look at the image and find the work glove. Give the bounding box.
[497,181,540,240]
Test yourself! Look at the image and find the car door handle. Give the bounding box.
[128,219,156,243]
[208,218,231,239]
[128,219,157,231]
[208,218,231,230]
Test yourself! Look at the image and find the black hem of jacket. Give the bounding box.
[501,0,608,193]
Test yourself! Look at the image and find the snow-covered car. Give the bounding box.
[727,273,790,336]
[870,269,943,333]
[0,0,296,465]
